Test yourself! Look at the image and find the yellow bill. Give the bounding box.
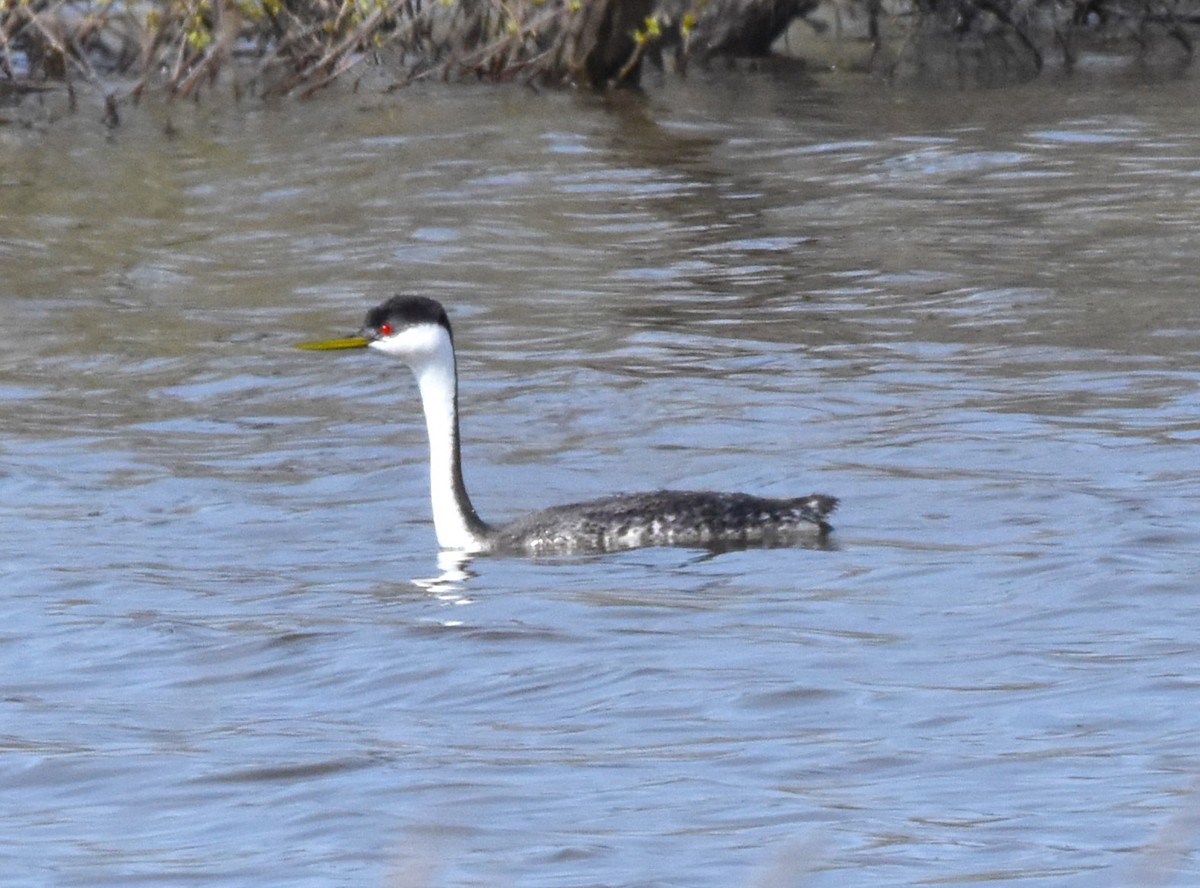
[296,336,370,351]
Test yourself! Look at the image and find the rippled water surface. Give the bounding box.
[4,69,1200,886]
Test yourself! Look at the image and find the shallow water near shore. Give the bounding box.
[3,68,1200,886]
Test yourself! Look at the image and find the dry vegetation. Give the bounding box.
[1,0,1196,119]
[0,0,663,103]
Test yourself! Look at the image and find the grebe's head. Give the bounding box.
[298,295,454,371]
[361,296,453,366]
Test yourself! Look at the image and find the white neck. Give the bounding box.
[384,330,490,551]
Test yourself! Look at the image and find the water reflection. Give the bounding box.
[412,550,478,611]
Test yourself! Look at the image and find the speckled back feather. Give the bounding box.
[490,490,837,555]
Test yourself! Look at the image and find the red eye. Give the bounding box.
[378,322,393,336]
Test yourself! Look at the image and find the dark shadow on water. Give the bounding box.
[410,530,841,589]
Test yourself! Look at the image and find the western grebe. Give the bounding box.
[300,295,837,555]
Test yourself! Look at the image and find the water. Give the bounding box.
[3,67,1200,886]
